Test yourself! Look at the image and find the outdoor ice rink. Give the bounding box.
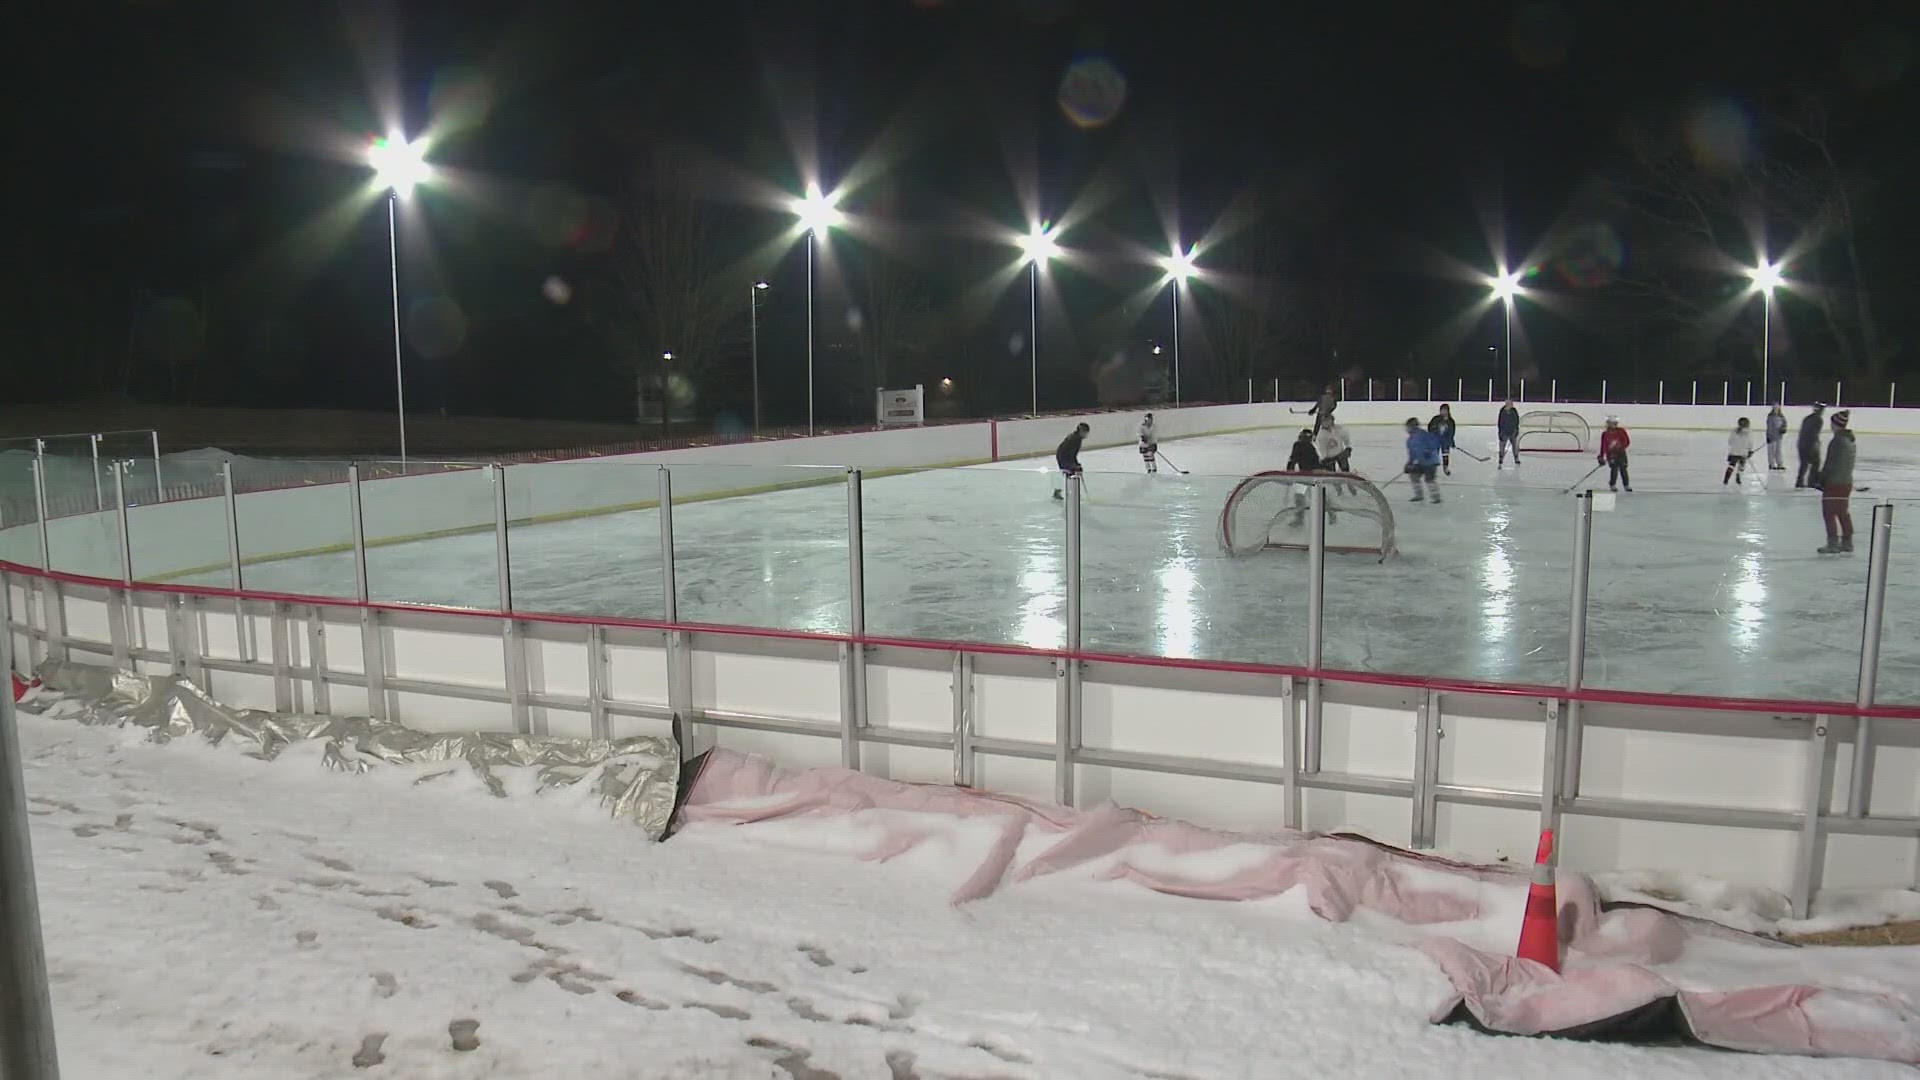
[201,418,1920,706]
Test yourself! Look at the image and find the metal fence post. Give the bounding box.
[1658,380,1664,405]
[1891,384,1897,408]
[1550,378,1557,403]
[1563,493,1594,797]
[1457,377,1464,401]
[1366,378,1373,401]
[29,460,63,665]
[659,466,696,758]
[221,463,248,662]
[1600,379,1607,405]
[346,464,387,722]
[1425,377,1432,401]
[1834,380,1842,407]
[1487,377,1493,402]
[150,430,163,498]
[1519,378,1526,403]
[1691,380,1697,405]
[1280,676,1300,830]
[844,468,867,771]
[1057,472,1083,806]
[1744,381,1751,406]
[89,433,103,510]
[0,570,61,1080]
[1790,715,1830,918]
[1304,483,1326,775]
[112,462,133,586]
[1848,502,1893,818]
[492,464,531,735]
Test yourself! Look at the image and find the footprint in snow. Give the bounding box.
[482,880,517,899]
[371,972,398,999]
[351,1033,387,1068]
[448,1018,481,1052]
[306,854,354,872]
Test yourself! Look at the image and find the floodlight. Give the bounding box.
[368,135,429,197]
[1161,247,1197,280]
[1017,224,1061,265]
[1490,271,1522,300]
[1749,262,1784,293]
[792,183,844,234]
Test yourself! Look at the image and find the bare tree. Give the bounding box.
[599,149,747,428]
[847,248,937,393]
[1603,93,1894,381]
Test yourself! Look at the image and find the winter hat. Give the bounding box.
[1605,415,1619,425]
[1832,411,1850,428]
[1813,402,1828,410]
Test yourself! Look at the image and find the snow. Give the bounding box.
[1595,867,1920,937]
[18,708,1919,1078]
[184,420,1920,705]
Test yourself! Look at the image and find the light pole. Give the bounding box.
[1490,270,1521,397]
[367,135,429,470]
[1016,223,1061,415]
[1748,261,1783,401]
[1160,246,1197,407]
[791,184,843,437]
[750,281,769,432]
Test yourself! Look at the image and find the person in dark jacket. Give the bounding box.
[1052,422,1091,500]
[1796,403,1827,488]
[1818,411,1857,554]
[1496,400,1522,467]
[1286,428,1322,472]
[1427,404,1458,475]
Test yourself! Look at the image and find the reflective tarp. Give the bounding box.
[19,661,681,840]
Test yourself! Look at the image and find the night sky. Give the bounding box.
[8,1,1919,424]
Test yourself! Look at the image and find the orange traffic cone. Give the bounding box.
[10,672,38,703]
[1516,828,1560,971]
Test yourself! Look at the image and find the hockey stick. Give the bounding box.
[1562,461,1608,494]
[1153,448,1190,475]
[1289,406,1317,414]
[1450,444,1488,462]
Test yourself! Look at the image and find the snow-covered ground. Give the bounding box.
[191,421,1920,704]
[19,705,1917,1079]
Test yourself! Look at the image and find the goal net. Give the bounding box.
[1219,471,1397,560]
[1515,410,1591,453]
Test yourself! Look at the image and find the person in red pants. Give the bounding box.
[1818,411,1857,554]
[1597,416,1632,492]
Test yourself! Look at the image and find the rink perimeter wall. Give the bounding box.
[4,400,1919,914]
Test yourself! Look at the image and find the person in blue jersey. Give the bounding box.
[1403,417,1443,503]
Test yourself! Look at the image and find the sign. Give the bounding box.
[876,385,925,427]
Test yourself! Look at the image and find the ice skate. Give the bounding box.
[1841,539,1855,554]
[1051,490,1063,501]
[1410,490,1424,503]
[1818,539,1842,554]
[1430,491,1442,503]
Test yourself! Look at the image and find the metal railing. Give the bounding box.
[1333,376,1909,409]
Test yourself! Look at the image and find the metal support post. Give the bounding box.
[150,430,163,497]
[1519,378,1526,403]
[112,462,136,664]
[1425,377,1431,401]
[844,469,867,771]
[1744,381,1752,406]
[1722,380,1729,406]
[1280,676,1300,830]
[346,465,387,722]
[1487,377,1493,402]
[29,462,64,665]
[1304,484,1326,774]
[1550,378,1557,403]
[220,463,248,663]
[1054,473,1084,806]
[306,608,331,714]
[1456,377,1463,401]
[89,434,103,510]
[1848,502,1893,817]
[659,467,696,759]
[1658,380,1664,405]
[1890,384,1897,408]
[1834,381,1842,407]
[585,624,610,741]
[492,465,530,735]
[1691,380,1697,405]
[1366,378,1373,401]
[1563,493,1594,796]
[1600,379,1607,404]
[1790,716,1830,919]
[112,462,133,585]
[951,651,976,788]
[1411,690,1434,848]
[1539,699,1563,837]
[0,571,61,1080]
[270,602,292,713]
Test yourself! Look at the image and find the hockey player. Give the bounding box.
[1403,418,1443,503]
[1051,422,1090,500]
[1427,404,1458,475]
[1138,413,1158,474]
[1796,403,1827,488]
[1765,404,1788,471]
[1287,428,1322,472]
[1309,385,1339,430]
[1597,416,1632,492]
[1723,418,1756,485]
[1497,399,1522,467]
[1315,419,1353,472]
[1818,411,1857,554]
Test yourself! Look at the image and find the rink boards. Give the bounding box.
[5,399,1920,914]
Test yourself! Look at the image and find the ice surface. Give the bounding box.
[190,421,1920,704]
[20,712,1917,1077]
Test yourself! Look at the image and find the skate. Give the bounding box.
[1818,539,1842,554]
[1609,485,1617,492]
[1430,491,1442,503]
[1051,490,1063,501]
[1410,490,1425,503]
[1841,539,1855,554]
[1624,486,1633,492]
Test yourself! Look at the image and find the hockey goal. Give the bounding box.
[1219,471,1397,560]
[1515,410,1591,453]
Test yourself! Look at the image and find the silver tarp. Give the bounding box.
[19,661,682,840]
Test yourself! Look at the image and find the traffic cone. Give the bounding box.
[1516,828,1560,971]
[10,672,38,703]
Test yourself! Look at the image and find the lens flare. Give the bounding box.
[1057,57,1127,129]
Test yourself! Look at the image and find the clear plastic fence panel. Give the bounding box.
[668,464,850,635]
[223,459,358,600]
[1876,499,1919,705]
[97,430,161,505]
[38,437,121,579]
[1584,489,1868,703]
[864,466,1066,649]
[0,440,42,566]
[358,462,497,608]
[1322,480,1572,687]
[1080,468,1311,665]
[127,458,234,588]
[504,461,662,621]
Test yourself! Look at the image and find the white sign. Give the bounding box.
[876,385,925,427]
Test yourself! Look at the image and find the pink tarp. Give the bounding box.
[680,750,1920,1065]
